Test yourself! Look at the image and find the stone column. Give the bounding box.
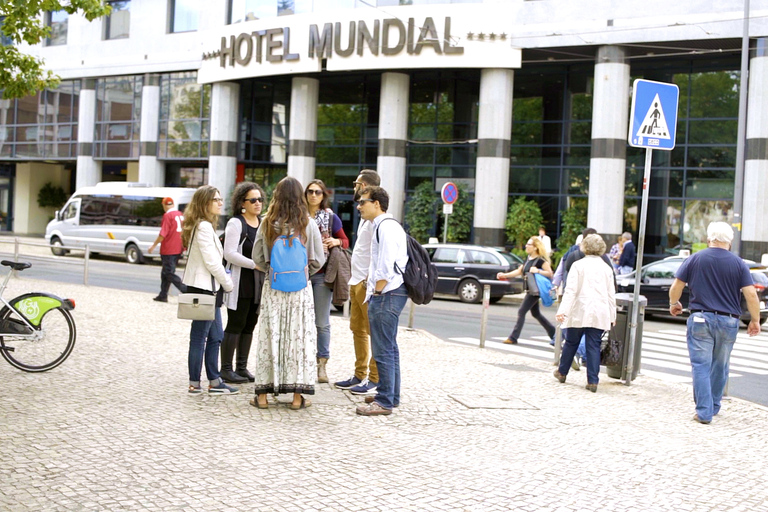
[138,74,164,186]
[208,82,239,214]
[473,69,514,246]
[743,38,768,262]
[587,46,630,243]
[377,72,409,221]
[287,77,319,187]
[76,78,101,189]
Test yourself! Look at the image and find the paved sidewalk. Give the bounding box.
[1,278,767,511]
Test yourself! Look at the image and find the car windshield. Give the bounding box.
[499,251,523,265]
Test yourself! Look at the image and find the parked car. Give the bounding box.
[423,243,524,303]
[617,256,768,326]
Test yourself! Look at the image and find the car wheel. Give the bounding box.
[742,317,768,327]
[458,278,481,303]
[50,237,68,256]
[125,243,144,264]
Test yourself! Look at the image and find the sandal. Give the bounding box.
[289,396,312,410]
[249,395,269,409]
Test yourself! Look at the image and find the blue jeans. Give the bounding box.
[558,327,603,385]
[686,312,738,422]
[311,272,332,359]
[188,307,224,386]
[368,285,408,409]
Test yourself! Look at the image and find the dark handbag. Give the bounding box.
[600,328,623,366]
[525,273,539,296]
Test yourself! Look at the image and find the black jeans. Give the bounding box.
[508,293,556,342]
[158,254,185,299]
[225,297,260,335]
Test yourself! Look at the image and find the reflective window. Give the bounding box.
[229,0,278,23]
[0,81,80,159]
[433,248,459,264]
[61,201,79,221]
[240,79,290,165]
[171,0,199,32]
[159,72,211,160]
[46,10,68,46]
[95,76,142,159]
[105,1,130,40]
[0,17,12,46]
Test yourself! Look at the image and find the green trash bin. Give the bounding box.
[606,292,647,381]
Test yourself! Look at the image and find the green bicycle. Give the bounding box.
[0,260,77,372]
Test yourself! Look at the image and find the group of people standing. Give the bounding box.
[154,169,408,416]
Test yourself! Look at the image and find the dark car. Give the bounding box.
[423,243,524,303]
[617,256,768,326]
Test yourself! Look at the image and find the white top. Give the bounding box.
[366,214,409,302]
[538,234,552,256]
[182,220,234,293]
[556,255,616,330]
[349,219,373,286]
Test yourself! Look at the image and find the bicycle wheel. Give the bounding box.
[0,297,76,372]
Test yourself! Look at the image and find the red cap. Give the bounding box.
[162,197,174,206]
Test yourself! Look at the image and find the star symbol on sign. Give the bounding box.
[467,32,474,40]
[500,32,507,40]
[478,32,485,40]
[489,33,496,40]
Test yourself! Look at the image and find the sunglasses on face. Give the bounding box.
[356,198,374,205]
[244,197,264,204]
[306,189,323,196]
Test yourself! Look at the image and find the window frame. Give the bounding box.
[104,0,131,40]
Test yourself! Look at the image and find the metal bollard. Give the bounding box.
[13,237,19,262]
[84,245,90,286]
[479,285,490,348]
[343,298,350,318]
[553,324,563,365]
[406,299,415,330]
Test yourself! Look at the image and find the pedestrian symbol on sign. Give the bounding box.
[636,93,671,141]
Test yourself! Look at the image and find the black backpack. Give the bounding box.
[219,215,248,267]
[376,218,438,305]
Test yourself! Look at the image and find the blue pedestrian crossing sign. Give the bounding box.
[628,79,679,150]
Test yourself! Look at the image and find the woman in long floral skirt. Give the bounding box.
[250,177,325,410]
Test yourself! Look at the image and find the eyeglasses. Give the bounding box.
[352,181,363,186]
[245,197,264,204]
[306,189,324,196]
[525,243,533,246]
[356,198,374,205]
[211,198,224,203]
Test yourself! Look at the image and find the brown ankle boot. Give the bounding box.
[317,357,329,383]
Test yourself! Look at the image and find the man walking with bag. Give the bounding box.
[669,222,761,424]
[334,170,380,396]
[149,197,186,302]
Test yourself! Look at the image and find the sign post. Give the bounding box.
[626,79,680,386]
[441,182,459,244]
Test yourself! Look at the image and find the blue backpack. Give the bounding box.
[269,234,308,292]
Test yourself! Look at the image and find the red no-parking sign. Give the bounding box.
[441,182,458,204]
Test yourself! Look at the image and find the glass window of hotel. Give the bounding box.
[159,72,211,159]
[105,0,130,40]
[229,0,276,22]
[45,10,68,46]
[95,76,142,159]
[240,79,290,165]
[0,16,13,46]
[171,0,199,33]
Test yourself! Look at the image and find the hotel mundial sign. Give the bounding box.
[198,5,522,83]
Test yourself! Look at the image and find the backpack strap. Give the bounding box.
[374,217,404,275]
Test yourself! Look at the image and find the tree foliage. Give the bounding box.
[445,183,472,243]
[404,181,437,243]
[504,196,543,250]
[556,199,587,252]
[0,1,111,99]
[37,182,67,209]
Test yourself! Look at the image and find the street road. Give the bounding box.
[6,250,767,406]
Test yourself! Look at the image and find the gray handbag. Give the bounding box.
[177,225,217,321]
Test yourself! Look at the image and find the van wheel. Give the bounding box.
[50,237,68,256]
[742,317,767,327]
[458,278,481,303]
[125,243,144,264]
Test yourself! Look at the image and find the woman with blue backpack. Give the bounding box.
[250,177,325,410]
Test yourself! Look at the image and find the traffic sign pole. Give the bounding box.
[441,182,459,244]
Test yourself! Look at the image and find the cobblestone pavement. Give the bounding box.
[1,278,767,511]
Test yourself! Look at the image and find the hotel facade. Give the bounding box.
[2,0,768,262]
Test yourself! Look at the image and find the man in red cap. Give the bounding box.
[149,197,186,302]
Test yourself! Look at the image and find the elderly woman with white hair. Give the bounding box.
[554,234,616,392]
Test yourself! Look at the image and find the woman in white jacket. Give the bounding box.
[554,234,616,392]
[181,185,235,395]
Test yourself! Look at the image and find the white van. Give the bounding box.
[45,182,196,264]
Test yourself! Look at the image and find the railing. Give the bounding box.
[0,237,91,285]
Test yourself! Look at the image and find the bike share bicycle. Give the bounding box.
[0,260,77,372]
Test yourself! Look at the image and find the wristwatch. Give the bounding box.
[669,301,680,306]
[373,289,383,295]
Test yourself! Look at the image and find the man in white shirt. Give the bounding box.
[538,226,552,257]
[334,170,380,396]
[355,186,409,416]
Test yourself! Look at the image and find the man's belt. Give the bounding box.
[689,309,740,319]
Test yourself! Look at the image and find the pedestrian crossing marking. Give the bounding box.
[636,93,671,140]
[639,369,691,384]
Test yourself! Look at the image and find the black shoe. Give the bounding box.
[235,368,255,382]
[221,369,248,384]
[153,296,168,302]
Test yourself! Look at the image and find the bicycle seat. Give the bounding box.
[1,260,31,271]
